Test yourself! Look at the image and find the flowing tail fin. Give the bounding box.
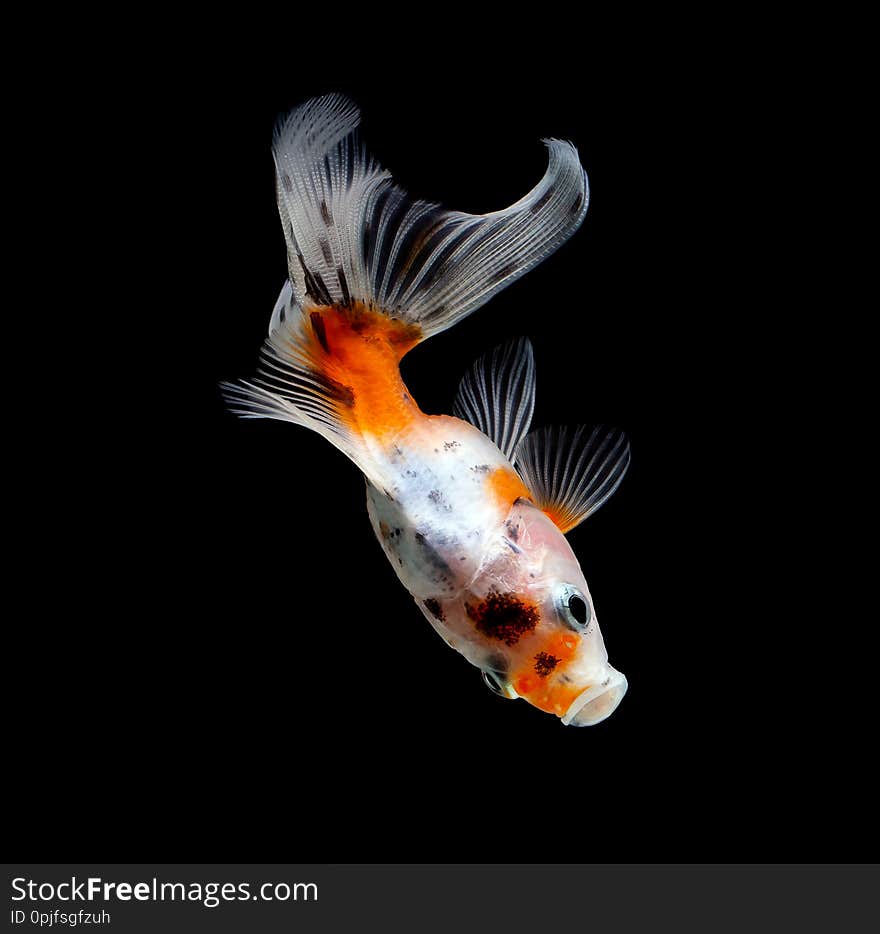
[223,93,589,476]
[270,93,588,336]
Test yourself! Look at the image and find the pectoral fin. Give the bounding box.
[514,425,630,533]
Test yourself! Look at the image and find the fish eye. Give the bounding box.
[568,594,588,625]
[557,585,592,631]
[482,670,508,696]
[482,666,516,699]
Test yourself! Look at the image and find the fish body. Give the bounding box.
[224,95,630,726]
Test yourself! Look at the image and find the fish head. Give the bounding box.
[478,498,627,726]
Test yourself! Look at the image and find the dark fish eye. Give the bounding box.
[557,585,592,631]
[568,594,588,625]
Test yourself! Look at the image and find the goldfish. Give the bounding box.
[223,94,630,726]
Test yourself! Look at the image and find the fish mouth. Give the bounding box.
[561,668,628,726]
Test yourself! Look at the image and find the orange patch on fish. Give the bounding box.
[303,302,423,438]
[512,631,582,714]
[514,677,585,716]
[486,467,532,510]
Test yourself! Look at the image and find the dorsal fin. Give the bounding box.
[453,337,536,460]
[514,426,630,533]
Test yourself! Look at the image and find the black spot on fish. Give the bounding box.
[348,314,369,334]
[414,530,453,577]
[471,464,490,473]
[313,274,332,302]
[491,262,518,285]
[443,440,460,450]
[534,652,560,678]
[424,598,445,622]
[320,199,332,225]
[530,188,553,214]
[466,591,539,646]
[337,266,351,306]
[313,270,334,305]
[310,312,330,353]
[428,489,452,512]
[505,520,519,541]
[314,371,354,407]
[298,250,333,306]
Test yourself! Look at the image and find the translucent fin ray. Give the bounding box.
[272,94,589,339]
[453,337,536,460]
[514,425,630,533]
[220,303,383,484]
[267,278,299,336]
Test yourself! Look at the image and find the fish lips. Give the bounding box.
[561,667,628,726]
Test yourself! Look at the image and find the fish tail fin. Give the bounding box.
[223,93,589,476]
[270,93,589,341]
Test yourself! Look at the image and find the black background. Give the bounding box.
[8,30,871,867]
